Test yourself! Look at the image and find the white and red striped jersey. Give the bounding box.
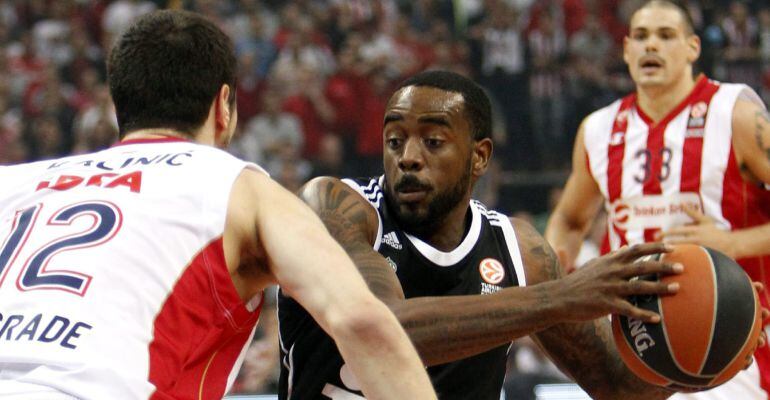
[583,75,770,395]
[0,138,263,399]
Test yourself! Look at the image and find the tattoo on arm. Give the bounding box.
[535,318,672,399]
[755,110,770,163]
[530,243,562,281]
[307,180,404,301]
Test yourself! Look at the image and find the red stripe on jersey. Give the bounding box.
[607,97,634,203]
[638,76,712,242]
[148,237,261,400]
[680,81,720,193]
[607,97,636,247]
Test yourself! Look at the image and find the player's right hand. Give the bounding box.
[551,243,683,324]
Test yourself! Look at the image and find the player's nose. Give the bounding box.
[398,138,424,172]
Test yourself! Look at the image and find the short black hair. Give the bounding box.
[634,0,696,35]
[108,10,237,138]
[394,70,491,141]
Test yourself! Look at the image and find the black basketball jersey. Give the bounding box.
[277,176,527,400]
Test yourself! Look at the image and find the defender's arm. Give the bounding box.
[228,169,436,400]
[545,121,605,272]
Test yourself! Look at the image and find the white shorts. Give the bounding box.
[0,380,79,400]
[670,361,767,400]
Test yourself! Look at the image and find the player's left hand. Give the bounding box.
[657,205,737,258]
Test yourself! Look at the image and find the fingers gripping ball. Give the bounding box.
[611,244,762,392]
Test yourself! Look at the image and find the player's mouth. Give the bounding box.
[394,176,431,203]
[639,57,664,74]
[397,187,429,203]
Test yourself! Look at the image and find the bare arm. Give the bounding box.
[725,91,770,258]
[524,224,674,400]
[545,121,604,271]
[228,170,435,400]
[300,177,678,366]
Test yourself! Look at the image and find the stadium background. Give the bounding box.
[0,0,768,397]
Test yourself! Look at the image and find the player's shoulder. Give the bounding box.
[579,97,627,145]
[495,212,561,284]
[584,97,626,125]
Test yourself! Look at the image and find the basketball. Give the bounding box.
[612,244,762,392]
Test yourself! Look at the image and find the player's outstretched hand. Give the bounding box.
[551,243,682,324]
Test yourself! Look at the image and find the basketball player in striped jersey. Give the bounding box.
[0,11,436,400]
[277,70,694,400]
[546,1,770,399]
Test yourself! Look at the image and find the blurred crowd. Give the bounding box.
[1,0,769,396]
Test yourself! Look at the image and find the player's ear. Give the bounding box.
[622,36,630,65]
[472,137,492,178]
[214,84,232,133]
[686,34,701,64]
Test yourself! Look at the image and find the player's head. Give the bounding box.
[624,0,700,88]
[108,10,237,145]
[381,70,493,234]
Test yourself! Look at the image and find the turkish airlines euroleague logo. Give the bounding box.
[479,258,505,284]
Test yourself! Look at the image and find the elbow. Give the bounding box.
[326,299,404,346]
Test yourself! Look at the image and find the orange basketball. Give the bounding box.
[612,244,762,392]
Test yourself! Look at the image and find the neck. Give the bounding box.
[122,128,211,145]
[636,73,697,123]
[413,198,472,252]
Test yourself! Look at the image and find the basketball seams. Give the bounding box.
[698,246,719,375]
[709,281,761,386]
[615,245,758,390]
[612,315,673,387]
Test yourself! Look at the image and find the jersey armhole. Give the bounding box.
[488,212,527,287]
[340,178,383,251]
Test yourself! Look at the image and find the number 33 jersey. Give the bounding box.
[583,76,770,394]
[0,139,263,400]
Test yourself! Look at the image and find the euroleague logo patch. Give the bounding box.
[479,258,505,284]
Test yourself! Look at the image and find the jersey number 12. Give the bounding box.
[0,201,122,296]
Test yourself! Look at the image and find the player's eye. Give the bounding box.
[386,138,403,149]
[424,138,443,149]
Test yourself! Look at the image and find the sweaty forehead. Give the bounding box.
[630,6,687,32]
[387,86,465,116]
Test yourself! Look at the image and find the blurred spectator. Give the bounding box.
[7,32,47,101]
[325,43,363,138]
[72,83,117,153]
[475,2,530,169]
[759,8,770,104]
[72,117,117,154]
[235,50,267,123]
[232,10,277,79]
[281,66,335,158]
[527,11,567,169]
[32,0,72,67]
[722,0,761,91]
[230,88,303,167]
[60,25,104,86]
[272,12,334,85]
[566,13,615,138]
[310,133,349,178]
[101,0,156,45]
[26,114,65,160]
[353,68,391,176]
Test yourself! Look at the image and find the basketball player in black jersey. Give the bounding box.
[277,71,685,399]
